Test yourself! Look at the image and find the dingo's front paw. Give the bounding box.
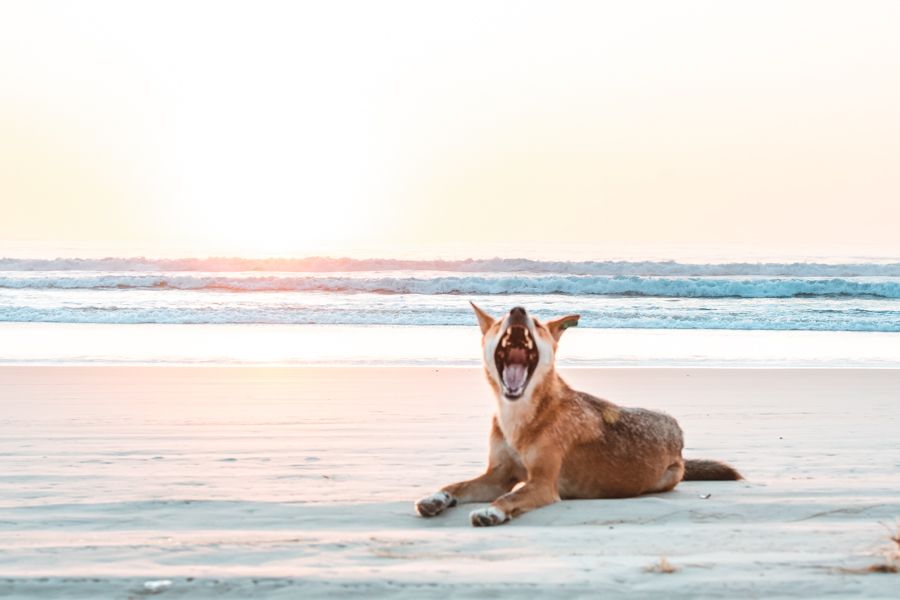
[469,506,509,527]
[415,491,456,517]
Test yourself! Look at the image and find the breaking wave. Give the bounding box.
[1,273,899,298]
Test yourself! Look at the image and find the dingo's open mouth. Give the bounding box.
[494,324,538,399]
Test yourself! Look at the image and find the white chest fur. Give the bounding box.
[496,393,536,447]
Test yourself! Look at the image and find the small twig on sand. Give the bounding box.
[836,564,898,575]
[645,556,678,574]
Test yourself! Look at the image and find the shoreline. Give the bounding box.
[3,323,900,368]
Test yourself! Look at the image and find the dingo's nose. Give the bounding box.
[509,306,527,326]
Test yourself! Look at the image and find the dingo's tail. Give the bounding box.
[683,459,742,481]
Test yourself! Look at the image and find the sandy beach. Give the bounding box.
[0,366,897,598]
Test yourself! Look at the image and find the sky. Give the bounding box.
[1,1,899,258]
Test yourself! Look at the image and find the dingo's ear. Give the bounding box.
[546,314,579,342]
[469,302,495,335]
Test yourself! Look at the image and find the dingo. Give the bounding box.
[415,304,742,527]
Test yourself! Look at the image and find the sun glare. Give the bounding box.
[171,194,370,255]
[2,1,899,256]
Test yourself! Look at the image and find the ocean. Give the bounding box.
[1,255,899,366]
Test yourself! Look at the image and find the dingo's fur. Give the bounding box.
[415,304,742,527]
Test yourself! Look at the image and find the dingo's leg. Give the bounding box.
[650,460,685,493]
[415,467,520,517]
[415,419,523,517]
[470,444,562,526]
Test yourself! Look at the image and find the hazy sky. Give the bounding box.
[1,1,899,257]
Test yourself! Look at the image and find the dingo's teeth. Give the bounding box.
[501,327,532,349]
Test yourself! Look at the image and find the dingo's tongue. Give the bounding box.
[502,363,527,395]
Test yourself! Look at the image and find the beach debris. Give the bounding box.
[866,564,898,573]
[834,524,900,575]
[645,556,678,574]
[836,564,898,575]
[699,493,711,499]
[142,580,173,594]
[881,522,900,566]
